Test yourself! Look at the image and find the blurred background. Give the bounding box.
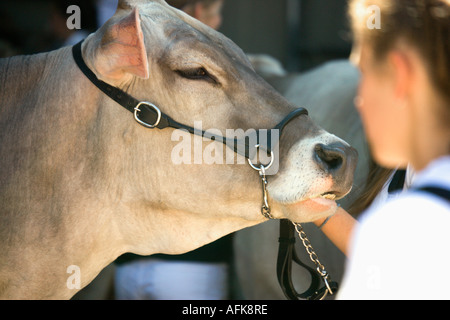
[0,0,352,72]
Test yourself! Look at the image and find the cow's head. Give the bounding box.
[81,0,357,255]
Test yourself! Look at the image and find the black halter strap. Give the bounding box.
[416,186,450,203]
[72,40,308,160]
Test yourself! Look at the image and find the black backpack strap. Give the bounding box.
[388,169,407,194]
[416,186,450,203]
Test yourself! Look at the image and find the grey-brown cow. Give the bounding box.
[0,0,357,299]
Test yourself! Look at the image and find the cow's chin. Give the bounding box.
[282,196,338,223]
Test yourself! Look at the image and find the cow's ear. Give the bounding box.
[95,8,149,81]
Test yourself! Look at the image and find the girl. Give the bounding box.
[317,0,450,299]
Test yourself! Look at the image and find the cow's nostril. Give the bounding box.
[314,143,345,173]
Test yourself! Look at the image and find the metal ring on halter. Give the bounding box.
[134,102,162,128]
[248,145,275,171]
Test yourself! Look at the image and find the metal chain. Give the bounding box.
[259,165,275,220]
[247,144,276,220]
[247,144,334,299]
[292,222,335,299]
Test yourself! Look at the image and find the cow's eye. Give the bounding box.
[176,68,218,84]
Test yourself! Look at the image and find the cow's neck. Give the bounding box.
[0,48,134,298]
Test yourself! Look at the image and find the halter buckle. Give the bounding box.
[134,102,162,128]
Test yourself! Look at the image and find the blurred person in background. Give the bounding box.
[48,0,97,48]
[167,0,224,30]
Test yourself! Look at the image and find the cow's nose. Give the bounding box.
[314,142,358,176]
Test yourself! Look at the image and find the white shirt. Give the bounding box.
[338,156,450,300]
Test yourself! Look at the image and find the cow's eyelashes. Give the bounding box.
[176,68,218,84]
[178,68,207,79]
[176,67,208,79]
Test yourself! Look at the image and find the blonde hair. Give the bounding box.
[349,0,450,103]
[347,0,450,215]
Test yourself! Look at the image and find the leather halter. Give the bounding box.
[72,41,308,161]
[72,40,332,300]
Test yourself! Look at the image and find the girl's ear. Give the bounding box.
[388,50,413,103]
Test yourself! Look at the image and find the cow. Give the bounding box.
[0,0,357,299]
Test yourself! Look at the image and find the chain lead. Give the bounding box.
[259,165,275,220]
[292,222,335,299]
[247,144,334,298]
